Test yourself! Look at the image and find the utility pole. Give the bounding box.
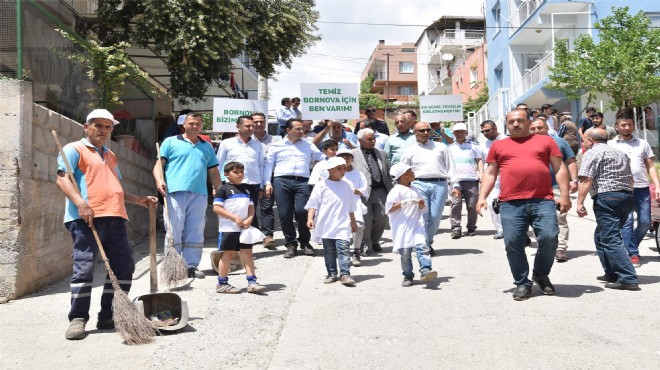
[385,53,390,122]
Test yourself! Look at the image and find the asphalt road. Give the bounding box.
[2,194,660,369]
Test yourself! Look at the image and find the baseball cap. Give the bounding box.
[453,123,467,131]
[86,109,119,125]
[336,148,353,157]
[390,162,412,181]
[325,156,346,169]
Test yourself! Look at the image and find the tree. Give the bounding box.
[547,7,660,112]
[462,84,488,121]
[95,0,320,103]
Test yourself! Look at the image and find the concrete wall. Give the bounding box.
[0,80,156,302]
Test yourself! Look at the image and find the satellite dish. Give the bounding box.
[441,53,454,61]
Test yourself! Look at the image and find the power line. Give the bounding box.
[319,20,660,30]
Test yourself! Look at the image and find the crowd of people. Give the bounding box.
[55,100,659,340]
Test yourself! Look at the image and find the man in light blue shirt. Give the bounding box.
[384,113,416,165]
[312,119,358,150]
[264,118,324,258]
[276,97,294,134]
[154,112,222,278]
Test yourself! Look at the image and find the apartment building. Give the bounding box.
[360,40,418,104]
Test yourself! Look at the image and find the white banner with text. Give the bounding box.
[213,98,268,132]
[300,83,359,120]
[419,95,464,122]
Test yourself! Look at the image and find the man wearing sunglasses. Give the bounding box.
[354,105,390,135]
[399,122,459,256]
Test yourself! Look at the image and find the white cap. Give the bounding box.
[325,156,346,169]
[453,122,467,131]
[390,162,412,181]
[86,109,119,125]
[177,114,186,126]
[336,148,353,157]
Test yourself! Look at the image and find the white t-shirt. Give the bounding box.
[213,183,253,232]
[479,134,505,189]
[608,137,655,188]
[386,184,426,252]
[308,160,328,186]
[342,169,369,223]
[448,141,482,181]
[305,179,356,243]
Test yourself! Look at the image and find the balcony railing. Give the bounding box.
[509,0,545,36]
[370,72,387,81]
[429,30,485,55]
[511,51,553,102]
[467,88,511,136]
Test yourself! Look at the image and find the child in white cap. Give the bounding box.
[336,148,369,267]
[386,162,438,287]
[305,156,358,285]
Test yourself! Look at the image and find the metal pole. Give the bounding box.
[16,0,22,79]
[386,53,390,122]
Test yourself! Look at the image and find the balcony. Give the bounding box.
[467,88,511,136]
[428,30,484,64]
[509,0,546,36]
[511,51,553,103]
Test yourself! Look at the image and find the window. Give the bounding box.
[401,48,415,52]
[470,67,479,86]
[494,64,503,91]
[492,2,501,35]
[398,86,414,95]
[399,61,414,73]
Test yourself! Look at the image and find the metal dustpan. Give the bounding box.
[134,292,189,332]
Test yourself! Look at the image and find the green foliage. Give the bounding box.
[360,74,375,94]
[547,7,660,112]
[96,0,320,104]
[58,29,151,110]
[462,85,489,120]
[359,93,384,109]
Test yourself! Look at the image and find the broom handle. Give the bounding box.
[156,143,171,231]
[51,131,116,282]
[149,202,157,293]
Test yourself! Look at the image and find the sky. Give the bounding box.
[268,0,485,107]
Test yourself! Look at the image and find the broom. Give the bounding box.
[156,143,189,287]
[52,130,155,345]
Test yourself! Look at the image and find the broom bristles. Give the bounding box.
[111,288,157,345]
[160,239,189,287]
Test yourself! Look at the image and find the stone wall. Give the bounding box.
[0,80,156,302]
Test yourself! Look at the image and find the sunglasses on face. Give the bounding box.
[366,109,377,113]
[416,129,432,133]
[480,129,492,133]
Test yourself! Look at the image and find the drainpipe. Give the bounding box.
[16,0,22,79]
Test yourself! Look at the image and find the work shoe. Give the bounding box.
[216,284,241,294]
[372,244,382,253]
[533,275,555,295]
[247,282,266,293]
[493,231,504,239]
[283,245,297,258]
[512,285,532,301]
[352,252,362,267]
[596,274,618,283]
[555,249,568,263]
[263,236,276,249]
[630,255,641,268]
[65,318,87,340]
[420,270,438,283]
[451,229,462,239]
[323,275,337,284]
[96,319,114,330]
[605,282,641,291]
[465,229,477,236]
[188,267,205,279]
[340,275,356,286]
[303,245,315,256]
[429,246,436,257]
[401,278,413,287]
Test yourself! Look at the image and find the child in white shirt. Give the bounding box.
[336,148,369,267]
[308,139,338,186]
[305,157,358,286]
[386,162,438,287]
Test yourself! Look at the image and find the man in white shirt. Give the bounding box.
[478,120,505,239]
[400,122,459,255]
[263,119,324,258]
[608,112,660,268]
[448,123,483,239]
[312,120,358,150]
[252,112,279,247]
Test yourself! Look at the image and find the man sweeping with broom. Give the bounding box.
[56,109,158,340]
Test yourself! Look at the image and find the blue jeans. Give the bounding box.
[621,187,650,257]
[500,199,558,287]
[411,180,449,247]
[166,191,208,268]
[399,244,433,279]
[322,239,351,277]
[65,217,134,321]
[593,191,638,283]
[273,177,311,247]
